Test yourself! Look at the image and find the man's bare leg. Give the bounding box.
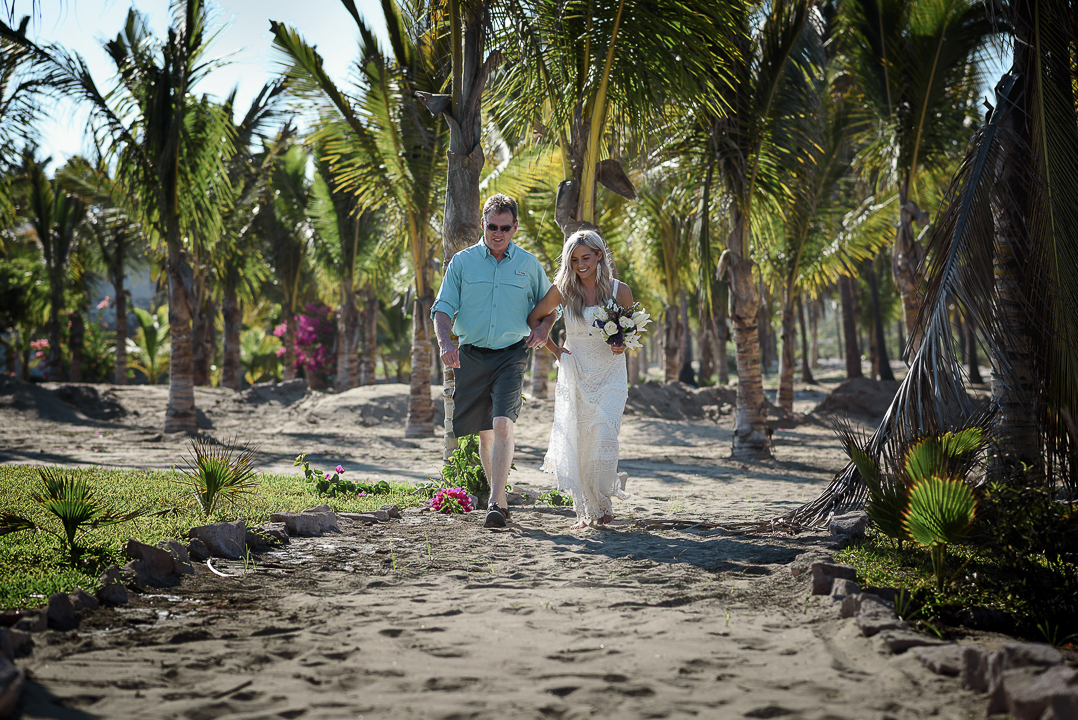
[477,429,494,489]
[480,416,514,510]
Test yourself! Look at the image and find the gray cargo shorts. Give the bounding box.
[452,339,528,436]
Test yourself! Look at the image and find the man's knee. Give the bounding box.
[492,416,514,437]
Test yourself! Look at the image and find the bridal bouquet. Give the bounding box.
[592,299,651,352]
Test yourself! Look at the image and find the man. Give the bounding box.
[431,194,557,528]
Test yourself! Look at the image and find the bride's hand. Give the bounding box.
[610,342,626,355]
[553,347,571,361]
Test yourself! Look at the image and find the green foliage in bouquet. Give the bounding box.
[294,454,391,497]
[0,468,146,566]
[183,436,260,516]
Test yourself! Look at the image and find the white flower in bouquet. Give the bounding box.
[619,315,634,329]
[631,310,651,330]
[604,320,619,335]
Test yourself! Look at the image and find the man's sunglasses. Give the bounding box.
[486,223,514,233]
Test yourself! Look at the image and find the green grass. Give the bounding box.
[0,465,429,610]
[837,525,1078,644]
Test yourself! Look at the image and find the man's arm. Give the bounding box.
[434,311,460,368]
[526,310,557,349]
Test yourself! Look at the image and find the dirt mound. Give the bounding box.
[0,375,89,424]
[237,379,309,407]
[52,384,127,420]
[625,381,738,420]
[812,376,900,421]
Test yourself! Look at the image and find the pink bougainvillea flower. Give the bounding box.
[324,472,332,480]
[335,465,344,474]
[97,296,111,309]
[357,492,367,497]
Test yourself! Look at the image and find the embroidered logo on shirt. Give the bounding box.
[515,270,527,276]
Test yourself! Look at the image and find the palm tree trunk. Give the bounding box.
[47,281,63,381]
[838,274,862,379]
[716,294,730,385]
[663,303,680,382]
[164,244,197,434]
[283,302,297,383]
[531,348,552,398]
[865,258,895,381]
[678,290,694,385]
[69,311,84,383]
[360,283,377,385]
[724,250,770,458]
[698,313,715,384]
[808,298,819,368]
[190,273,210,387]
[777,288,795,412]
[405,296,435,438]
[798,296,815,384]
[895,185,925,356]
[113,281,127,386]
[221,285,242,391]
[336,282,358,392]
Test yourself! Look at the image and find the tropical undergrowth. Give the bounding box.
[0,465,424,610]
[838,519,1078,646]
[836,426,1077,644]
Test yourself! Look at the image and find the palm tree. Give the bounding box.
[840,0,997,354]
[2,1,235,432]
[25,156,85,381]
[766,0,1078,530]
[707,0,815,458]
[492,0,735,235]
[0,16,41,226]
[308,145,387,392]
[634,177,698,383]
[259,142,315,384]
[272,0,448,437]
[60,156,145,386]
[215,84,288,391]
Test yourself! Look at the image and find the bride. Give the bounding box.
[528,229,633,529]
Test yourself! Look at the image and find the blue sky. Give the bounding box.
[10,0,389,167]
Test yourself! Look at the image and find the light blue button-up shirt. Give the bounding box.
[430,240,552,350]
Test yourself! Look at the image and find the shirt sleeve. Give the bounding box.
[430,254,462,319]
[532,257,561,320]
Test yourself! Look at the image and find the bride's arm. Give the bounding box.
[528,285,562,326]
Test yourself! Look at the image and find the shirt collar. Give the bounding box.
[478,239,515,260]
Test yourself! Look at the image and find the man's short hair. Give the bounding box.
[483,194,518,222]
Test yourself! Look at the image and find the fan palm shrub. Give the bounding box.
[0,467,146,566]
[182,436,258,517]
[839,422,989,590]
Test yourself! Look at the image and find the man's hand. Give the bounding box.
[440,345,461,369]
[527,310,557,349]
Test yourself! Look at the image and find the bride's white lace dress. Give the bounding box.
[540,289,630,525]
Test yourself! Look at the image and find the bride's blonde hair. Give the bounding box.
[555,230,615,322]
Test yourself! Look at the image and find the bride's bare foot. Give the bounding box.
[570,519,588,530]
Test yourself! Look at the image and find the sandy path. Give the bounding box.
[2,379,986,719]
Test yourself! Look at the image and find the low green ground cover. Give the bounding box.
[0,465,426,610]
[837,525,1078,646]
